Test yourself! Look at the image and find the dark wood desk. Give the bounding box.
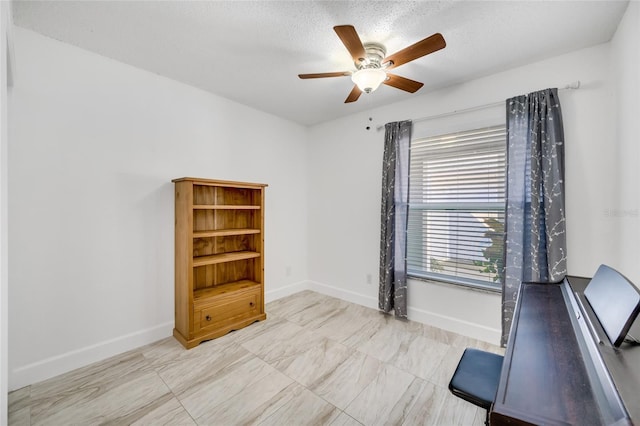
[491,277,640,426]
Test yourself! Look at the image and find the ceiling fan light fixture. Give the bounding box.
[300,26,445,103]
[351,68,387,93]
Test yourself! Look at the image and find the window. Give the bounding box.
[407,125,506,291]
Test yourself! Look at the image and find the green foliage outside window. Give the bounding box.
[473,218,505,283]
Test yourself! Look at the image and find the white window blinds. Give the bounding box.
[407,125,506,289]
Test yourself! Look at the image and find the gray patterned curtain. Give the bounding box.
[502,88,567,345]
[379,120,412,318]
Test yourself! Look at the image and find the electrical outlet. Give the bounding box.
[366,273,372,285]
[286,266,292,277]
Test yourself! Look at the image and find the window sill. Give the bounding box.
[408,271,502,294]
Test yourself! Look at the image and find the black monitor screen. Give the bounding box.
[584,264,640,347]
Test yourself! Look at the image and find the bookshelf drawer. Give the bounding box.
[194,289,260,333]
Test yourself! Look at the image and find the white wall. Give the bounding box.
[7,27,309,390]
[1,1,13,421]
[611,2,640,285]
[308,41,617,345]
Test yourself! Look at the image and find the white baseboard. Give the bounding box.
[407,306,501,345]
[264,280,311,303]
[306,280,379,309]
[306,280,500,345]
[10,281,500,390]
[9,321,173,391]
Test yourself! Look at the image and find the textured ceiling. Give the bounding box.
[12,0,629,126]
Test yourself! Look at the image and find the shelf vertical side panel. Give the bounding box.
[258,187,265,315]
[174,180,194,338]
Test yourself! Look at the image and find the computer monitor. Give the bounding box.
[584,264,640,347]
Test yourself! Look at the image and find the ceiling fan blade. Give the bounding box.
[384,73,424,93]
[334,25,366,63]
[345,85,362,103]
[383,33,446,70]
[298,71,350,79]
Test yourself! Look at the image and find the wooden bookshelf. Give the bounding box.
[172,177,267,349]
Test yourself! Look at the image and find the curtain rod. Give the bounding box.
[376,80,581,131]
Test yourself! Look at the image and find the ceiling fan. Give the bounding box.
[298,25,446,103]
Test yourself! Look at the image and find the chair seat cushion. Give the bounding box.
[449,348,504,409]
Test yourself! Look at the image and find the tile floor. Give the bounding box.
[8,290,503,426]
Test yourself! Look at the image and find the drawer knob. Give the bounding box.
[249,302,255,307]
[205,315,211,321]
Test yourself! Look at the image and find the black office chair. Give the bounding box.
[448,348,504,425]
